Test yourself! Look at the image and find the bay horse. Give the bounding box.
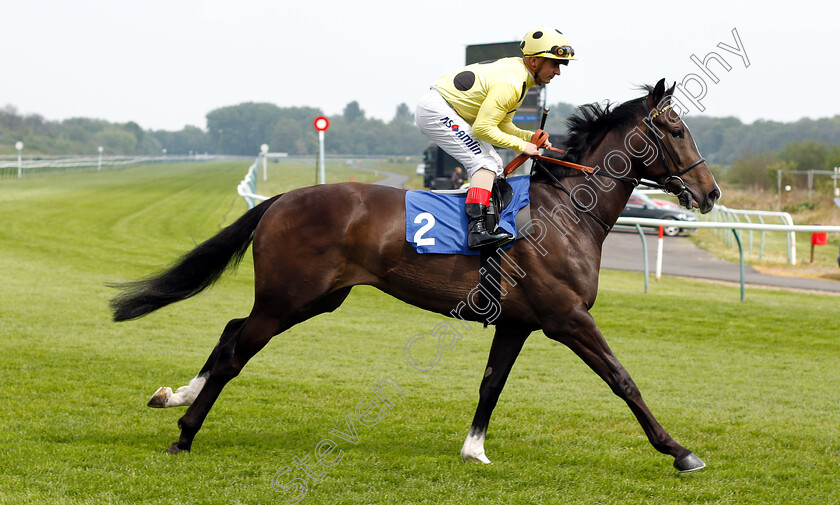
[111,79,720,472]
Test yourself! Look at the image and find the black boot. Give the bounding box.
[465,202,513,250]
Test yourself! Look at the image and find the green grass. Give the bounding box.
[1,162,838,504]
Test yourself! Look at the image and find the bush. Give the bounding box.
[782,201,820,213]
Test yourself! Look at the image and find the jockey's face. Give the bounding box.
[527,57,565,85]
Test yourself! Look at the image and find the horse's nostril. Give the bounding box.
[709,188,721,202]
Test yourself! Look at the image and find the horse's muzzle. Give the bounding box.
[702,186,721,213]
[679,185,719,214]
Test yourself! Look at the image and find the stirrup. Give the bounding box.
[468,229,513,250]
[465,202,512,250]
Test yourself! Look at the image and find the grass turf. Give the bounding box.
[0,161,838,504]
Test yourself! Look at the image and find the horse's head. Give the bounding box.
[641,78,720,213]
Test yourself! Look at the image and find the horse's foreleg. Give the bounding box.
[545,304,705,472]
[147,318,246,409]
[461,324,529,464]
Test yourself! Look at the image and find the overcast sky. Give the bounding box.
[4,0,837,131]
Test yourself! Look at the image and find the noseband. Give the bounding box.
[643,104,706,198]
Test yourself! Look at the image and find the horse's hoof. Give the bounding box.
[460,445,492,464]
[147,387,172,408]
[460,432,492,464]
[462,452,492,464]
[674,452,706,473]
[167,442,189,455]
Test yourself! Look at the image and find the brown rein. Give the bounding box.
[498,101,707,232]
[503,129,596,175]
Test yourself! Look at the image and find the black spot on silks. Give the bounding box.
[533,30,543,39]
[520,41,525,50]
[518,82,527,102]
[555,29,563,35]
[454,71,476,91]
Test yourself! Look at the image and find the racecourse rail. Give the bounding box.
[704,205,798,264]
[615,217,840,300]
[236,157,269,209]
[236,162,840,300]
[0,154,219,179]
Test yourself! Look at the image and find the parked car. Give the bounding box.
[620,190,697,236]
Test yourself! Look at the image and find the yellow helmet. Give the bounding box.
[520,26,576,60]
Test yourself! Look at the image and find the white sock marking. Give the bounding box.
[461,431,491,464]
[164,374,207,407]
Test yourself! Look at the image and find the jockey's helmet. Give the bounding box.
[520,27,576,61]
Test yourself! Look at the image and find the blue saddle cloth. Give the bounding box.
[405,175,531,255]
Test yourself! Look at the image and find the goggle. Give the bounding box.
[526,45,575,59]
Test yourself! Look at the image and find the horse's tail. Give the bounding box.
[109,195,283,322]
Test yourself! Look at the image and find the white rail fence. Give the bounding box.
[701,204,798,264]
[236,158,269,209]
[0,154,215,179]
[615,216,840,299]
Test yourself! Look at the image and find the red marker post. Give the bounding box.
[314,116,329,184]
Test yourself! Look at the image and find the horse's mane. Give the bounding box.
[532,87,650,180]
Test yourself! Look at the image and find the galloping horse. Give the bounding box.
[111,79,720,472]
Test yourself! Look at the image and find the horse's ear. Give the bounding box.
[648,78,667,106]
[666,81,676,97]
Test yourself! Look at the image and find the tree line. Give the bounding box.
[2,101,839,189]
[0,102,426,157]
[546,105,840,190]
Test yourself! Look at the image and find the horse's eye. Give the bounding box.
[671,129,684,138]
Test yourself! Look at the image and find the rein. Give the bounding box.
[505,129,637,233]
[529,155,615,232]
[502,102,706,231]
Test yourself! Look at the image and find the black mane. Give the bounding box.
[532,89,650,180]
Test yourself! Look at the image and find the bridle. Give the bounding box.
[506,101,706,232]
[642,103,706,199]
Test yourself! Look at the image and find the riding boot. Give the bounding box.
[465,202,513,249]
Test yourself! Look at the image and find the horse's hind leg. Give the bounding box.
[167,312,282,454]
[545,303,705,472]
[147,318,246,408]
[461,324,530,464]
[167,288,352,454]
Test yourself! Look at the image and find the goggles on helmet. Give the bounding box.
[526,45,575,59]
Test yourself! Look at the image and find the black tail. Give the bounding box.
[109,195,282,322]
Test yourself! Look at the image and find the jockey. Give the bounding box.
[416,26,575,249]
